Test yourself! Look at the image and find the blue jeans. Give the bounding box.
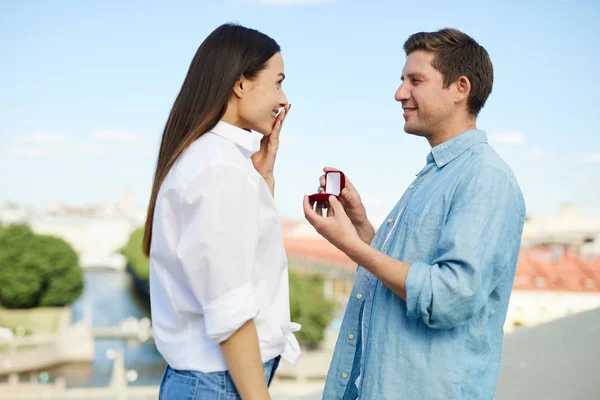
[159,356,281,399]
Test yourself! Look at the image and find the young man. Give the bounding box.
[303,28,526,400]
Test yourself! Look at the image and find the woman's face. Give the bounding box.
[236,52,288,136]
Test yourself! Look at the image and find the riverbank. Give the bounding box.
[0,306,70,334]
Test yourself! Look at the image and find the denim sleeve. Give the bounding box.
[405,166,524,329]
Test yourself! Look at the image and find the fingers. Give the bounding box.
[277,104,290,125]
[326,203,334,217]
[316,202,324,217]
[340,188,354,203]
[303,195,323,227]
[270,105,289,137]
[328,195,348,219]
[322,166,341,173]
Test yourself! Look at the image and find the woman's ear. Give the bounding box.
[232,76,247,99]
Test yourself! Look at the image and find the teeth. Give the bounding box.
[272,111,277,117]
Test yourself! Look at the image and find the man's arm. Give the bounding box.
[220,320,270,400]
[305,166,524,329]
[353,218,375,245]
[344,240,411,300]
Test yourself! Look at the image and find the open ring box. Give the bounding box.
[308,171,345,210]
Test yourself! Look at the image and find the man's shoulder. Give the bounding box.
[463,142,520,187]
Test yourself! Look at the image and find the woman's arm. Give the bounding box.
[220,319,270,400]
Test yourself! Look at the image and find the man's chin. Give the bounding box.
[403,124,419,135]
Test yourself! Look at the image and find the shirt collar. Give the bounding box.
[429,129,488,168]
[210,121,262,157]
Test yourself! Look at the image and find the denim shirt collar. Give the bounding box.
[429,129,488,169]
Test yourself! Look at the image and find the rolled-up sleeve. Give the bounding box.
[405,166,524,329]
[175,163,260,343]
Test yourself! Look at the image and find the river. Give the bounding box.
[24,269,166,388]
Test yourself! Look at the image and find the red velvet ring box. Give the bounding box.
[308,171,346,203]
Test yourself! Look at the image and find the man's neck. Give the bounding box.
[427,119,477,148]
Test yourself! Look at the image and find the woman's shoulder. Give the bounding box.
[171,133,259,192]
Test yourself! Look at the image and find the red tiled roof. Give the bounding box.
[283,237,356,271]
[513,247,600,292]
[283,236,600,293]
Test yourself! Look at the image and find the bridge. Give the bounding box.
[0,349,158,399]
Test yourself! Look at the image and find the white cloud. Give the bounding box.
[19,131,67,144]
[489,131,527,146]
[90,131,148,145]
[4,130,149,160]
[528,148,600,165]
[18,147,53,158]
[572,152,600,165]
[12,131,68,159]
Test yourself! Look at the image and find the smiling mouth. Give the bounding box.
[403,108,417,117]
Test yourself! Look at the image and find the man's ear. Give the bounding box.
[232,75,247,99]
[454,75,471,104]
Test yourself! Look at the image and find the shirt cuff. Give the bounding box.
[405,261,431,320]
[280,322,302,366]
[203,283,259,343]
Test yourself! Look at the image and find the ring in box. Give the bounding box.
[308,171,345,204]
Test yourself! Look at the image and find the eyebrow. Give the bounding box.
[401,72,425,81]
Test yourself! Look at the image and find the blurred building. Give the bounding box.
[522,203,600,255]
[0,189,147,270]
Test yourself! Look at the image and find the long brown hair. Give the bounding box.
[142,23,280,257]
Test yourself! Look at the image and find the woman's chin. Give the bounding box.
[253,124,272,136]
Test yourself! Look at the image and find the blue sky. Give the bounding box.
[1,0,599,220]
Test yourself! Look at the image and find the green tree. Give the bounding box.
[35,235,84,307]
[120,227,150,281]
[0,224,84,308]
[289,270,336,347]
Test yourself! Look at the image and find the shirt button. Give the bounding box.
[342,372,349,379]
[387,218,393,224]
[356,293,363,299]
[348,333,355,340]
[409,184,414,189]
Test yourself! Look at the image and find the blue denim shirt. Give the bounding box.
[322,130,526,400]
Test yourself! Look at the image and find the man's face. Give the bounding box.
[395,50,456,139]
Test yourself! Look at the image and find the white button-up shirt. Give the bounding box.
[149,121,301,373]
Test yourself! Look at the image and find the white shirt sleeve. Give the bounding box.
[175,163,260,344]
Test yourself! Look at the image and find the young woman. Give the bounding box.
[142,23,300,399]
